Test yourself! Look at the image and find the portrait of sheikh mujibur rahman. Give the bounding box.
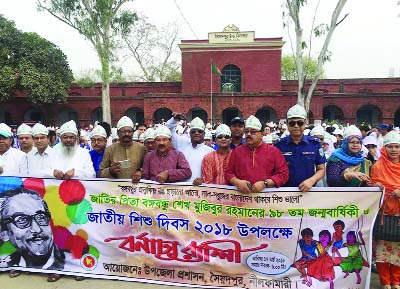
[0,187,65,270]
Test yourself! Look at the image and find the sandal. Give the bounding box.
[9,270,21,278]
[47,273,63,282]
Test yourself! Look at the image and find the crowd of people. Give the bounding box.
[0,103,400,288]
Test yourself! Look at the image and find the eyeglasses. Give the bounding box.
[190,129,204,134]
[90,138,105,143]
[288,120,305,127]
[217,135,231,139]
[2,211,51,229]
[244,130,260,135]
[348,141,361,145]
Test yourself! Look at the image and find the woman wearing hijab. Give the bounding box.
[326,126,372,187]
[371,131,400,289]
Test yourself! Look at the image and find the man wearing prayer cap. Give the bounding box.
[0,123,28,176]
[111,127,119,144]
[166,114,214,184]
[142,125,191,183]
[17,123,34,154]
[27,123,54,177]
[275,104,326,192]
[51,120,95,179]
[204,130,213,148]
[226,115,289,193]
[201,124,232,184]
[89,125,108,177]
[143,128,156,152]
[99,116,147,182]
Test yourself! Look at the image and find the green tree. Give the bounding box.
[123,15,181,82]
[284,0,348,112]
[281,55,325,80]
[38,0,137,123]
[0,15,73,103]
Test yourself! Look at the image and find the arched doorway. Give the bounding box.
[125,107,144,124]
[255,107,277,125]
[356,105,382,126]
[222,107,242,125]
[24,107,44,123]
[91,107,114,124]
[0,108,12,124]
[323,105,344,122]
[153,108,172,124]
[187,108,208,123]
[395,108,400,127]
[58,107,79,126]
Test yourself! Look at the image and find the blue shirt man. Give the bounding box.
[275,105,326,191]
[88,125,108,177]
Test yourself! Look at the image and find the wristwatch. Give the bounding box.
[264,179,270,188]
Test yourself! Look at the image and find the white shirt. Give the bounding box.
[0,147,28,176]
[166,117,214,182]
[27,146,54,177]
[51,145,96,178]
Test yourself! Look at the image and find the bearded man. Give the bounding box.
[51,120,95,179]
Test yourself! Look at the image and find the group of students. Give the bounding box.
[1,103,400,288]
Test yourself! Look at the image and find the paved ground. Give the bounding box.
[0,271,382,289]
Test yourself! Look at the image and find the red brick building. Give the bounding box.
[2,26,400,128]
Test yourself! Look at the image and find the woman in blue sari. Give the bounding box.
[327,126,372,187]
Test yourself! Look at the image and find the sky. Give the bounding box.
[1,0,400,79]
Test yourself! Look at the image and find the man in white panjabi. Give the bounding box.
[51,120,95,179]
[27,123,54,177]
[0,123,28,176]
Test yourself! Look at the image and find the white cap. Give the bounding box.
[117,116,134,130]
[287,104,307,119]
[143,128,156,141]
[363,136,377,146]
[111,127,118,140]
[32,123,49,136]
[138,133,145,142]
[59,120,78,136]
[190,117,205,131]
[245,115,262,131]
[91,125,107,138]
[215,124,231,137]
[383,131,400,146]
[310,125,325,137]
[204,130,212,140]
[17,123,32,136]
[0,123,12,138]
[132,130,139,141]
[155,125,172,138]
[332,128,343,136]
[343,125,362,139]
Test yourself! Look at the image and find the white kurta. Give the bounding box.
[51,146,96,178]
[27,146,54,177]
[166,117,214,182]
[0,148,28,176]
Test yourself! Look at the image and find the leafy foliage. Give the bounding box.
[0,16,73,103]
[281,55,325,80]
[38,0,137,122]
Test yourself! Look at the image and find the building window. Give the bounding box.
[220,64,241,93]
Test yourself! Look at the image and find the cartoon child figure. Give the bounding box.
[332,220,345,250]
[293,228,317,284]
[307,230,335,289]
[339,231,365,284]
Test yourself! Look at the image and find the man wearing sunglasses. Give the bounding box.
[226,115,289,193]
[166,114,214,184]
[0,188,64,271]
[275,104,326,192]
